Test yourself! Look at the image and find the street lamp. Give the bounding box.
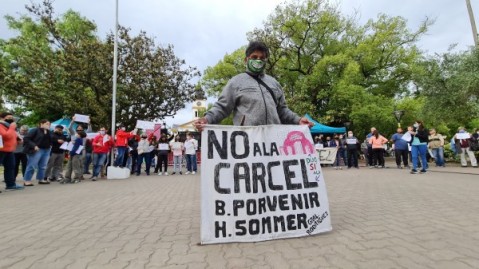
[393,110,405,127]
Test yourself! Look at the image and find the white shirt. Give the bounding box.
[184,138,198,155]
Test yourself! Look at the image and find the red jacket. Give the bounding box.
[115,129,133,147]
[0,122,17,152]
[93,134,114,153]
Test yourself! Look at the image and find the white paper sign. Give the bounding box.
[455,133,470,139]
[401,132,412,142]
[158,143,169,150]
[136,120,155,130]
[201,125,332,244]
[60,142,75,151]
[346,139,357,144]
[74,114,90,123]
[60,142,69,150]
[76,145,84,155]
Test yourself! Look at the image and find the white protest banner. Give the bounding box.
[455,133,470,139]
[136,120,155,130]
[74,114,90,123]
[201,125,332,244]
[316,148,338,165]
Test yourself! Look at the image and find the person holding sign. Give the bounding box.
[0,112,24,191]
[454,127,477,167]
[45,125,66,181]
[409,121,429,174]
[193,41,312,131]
[61,131,87,184]
[391,128,409,169]
[156,134,171,175]
[346,131,360,169]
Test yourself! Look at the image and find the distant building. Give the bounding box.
[177,99,207,132]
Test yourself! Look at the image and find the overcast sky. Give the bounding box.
[1,0,477,126]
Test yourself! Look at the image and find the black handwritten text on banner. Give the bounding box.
[201,125,332,244]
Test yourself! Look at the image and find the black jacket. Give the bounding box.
[51,132,66,154]
[23,128,52,153]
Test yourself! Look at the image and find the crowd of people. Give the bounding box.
[0,112,200,193]
[313,121,479,173]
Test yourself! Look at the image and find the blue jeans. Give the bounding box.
[431,147,445,166]
[186,154,197,172]
[114,146,127,167]
[411,144,428,171]
[0,152,16,188]
[92,153,107,177]
[24,148,51,181]
[136,153,152,175]
[173,155,182,173]
[84,152,92,173]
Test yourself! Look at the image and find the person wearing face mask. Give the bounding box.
[193,41,313,131]
[428,128,445,167]
[391,127,409,169]
[156,134,171,175]
[14,125,29,181]
[45,125,67,182]
[91,127,113,180]
[0,112,24,191]
[169,135,184,175]
[62,131,87,184]
[136,134,152,176]
[408,120,429,174]
[113,125,136,168]
[454,127,477,167]
[345,131,360,169]
[22,119,52,186]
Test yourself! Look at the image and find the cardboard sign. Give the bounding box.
[201,125,332,244]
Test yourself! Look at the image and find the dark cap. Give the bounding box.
[55,125,64,129]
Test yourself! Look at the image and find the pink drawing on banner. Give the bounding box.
[282,131,314,156]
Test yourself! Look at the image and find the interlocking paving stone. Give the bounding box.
[1,163,478,268]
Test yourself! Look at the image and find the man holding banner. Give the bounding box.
[194,41,312,130]
[193,42,332,244]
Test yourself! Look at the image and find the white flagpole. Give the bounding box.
[111,0,119,165]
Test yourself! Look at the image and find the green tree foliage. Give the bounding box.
[0,0,200,129]
[416,48,479,131]
[201,0,430,138]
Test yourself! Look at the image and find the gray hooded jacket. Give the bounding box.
[205,73,301,126]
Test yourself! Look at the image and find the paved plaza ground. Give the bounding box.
[0,161,478,269]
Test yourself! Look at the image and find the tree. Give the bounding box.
[201,0,430,138]
[416,48,479,131]
[0,0,200,129]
